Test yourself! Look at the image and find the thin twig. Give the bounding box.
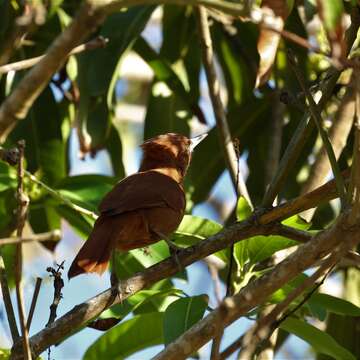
[45,262,65,360]
[152,211,360,360]
[14,140,31,360]
[0,230,61,246]
[348,58,360,225]
[0,251,19,341]
[0,145,97,219]
[25,170,98,220]
[238,251,340,359]
[0,3,45,66]
[226,139,241,299]
[219,334,244,360]
[196,11,252,356]
[288,50,348,209]
[301,72,356,221]
[26,278,42,331]
[0,36,109,74]
[9,177,356,359]
[196,5,252,208]
[261,6,360,208]
[46,262,65,327]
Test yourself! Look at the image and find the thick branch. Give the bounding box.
[153,212,360,360]
[0,2,107,142]
[9,174,350,358]
[0,36,108,74]
[0,0,249,143]
[238,248,342,359]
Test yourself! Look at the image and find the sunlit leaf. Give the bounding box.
[163,295,208,344]
[84,313,164,360]
[281,317,355,360]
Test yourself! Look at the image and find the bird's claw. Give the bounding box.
[167,242,183,272]
[110,271,122,303]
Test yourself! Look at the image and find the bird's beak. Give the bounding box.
[190,133,208,152]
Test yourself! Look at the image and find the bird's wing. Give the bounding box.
[98,171,185,215]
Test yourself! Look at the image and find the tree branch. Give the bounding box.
[196,5,252,207]
[0,2,107,142]
[24,170,98,220]
[0,251,19,341]
[301,71,356,221]
[9,174,353,359]
[0,230,61,246]
[153,211,360,360]
[261,6,360,207]
[26,277,42,332]
[14,140,31,360]
[0,0,249,143]
[0,36,108,74]
[238,247,342,359]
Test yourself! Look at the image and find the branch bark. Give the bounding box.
[261,5,360,207]
[9,174,350,359]
[196,5,252,207]
[0,0,249,143]
[0,36,108,74]
[153,211,360,360]
[0,230,61,246]
[0,2,106,142]
[14,140,31,360]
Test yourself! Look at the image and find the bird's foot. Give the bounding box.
[110,271,122,303]
[165,239,183,272]
[142,246,152,256]
[151,228,183,271]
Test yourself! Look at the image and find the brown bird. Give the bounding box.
[68,132,207,279]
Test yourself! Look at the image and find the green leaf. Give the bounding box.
[84,312,164,360]
[0,161,16,192]
[8,86,65,186]
[236,197,252,221]
[0,348,10,360]
[102,288,183,321]
[114,242,187,282]
[188,97,269,204]
[105,124,125,178]
[85,6,156,97]
[76,6,155,151]
[233,197,252,268]
[55,205,94,239]
[56,174,115,211]
[311,293,360,317]
[28,203,61,250]
[172,215,222,246]
[280,317,355,360]
[163,295,208,344]
[143,80,190,139]
[134,36,205,124]
[236,215,310,266]
[1,244,16,288]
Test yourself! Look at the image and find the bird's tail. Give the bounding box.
[68,216,116,279]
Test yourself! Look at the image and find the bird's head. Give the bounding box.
[139,132,207,182]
